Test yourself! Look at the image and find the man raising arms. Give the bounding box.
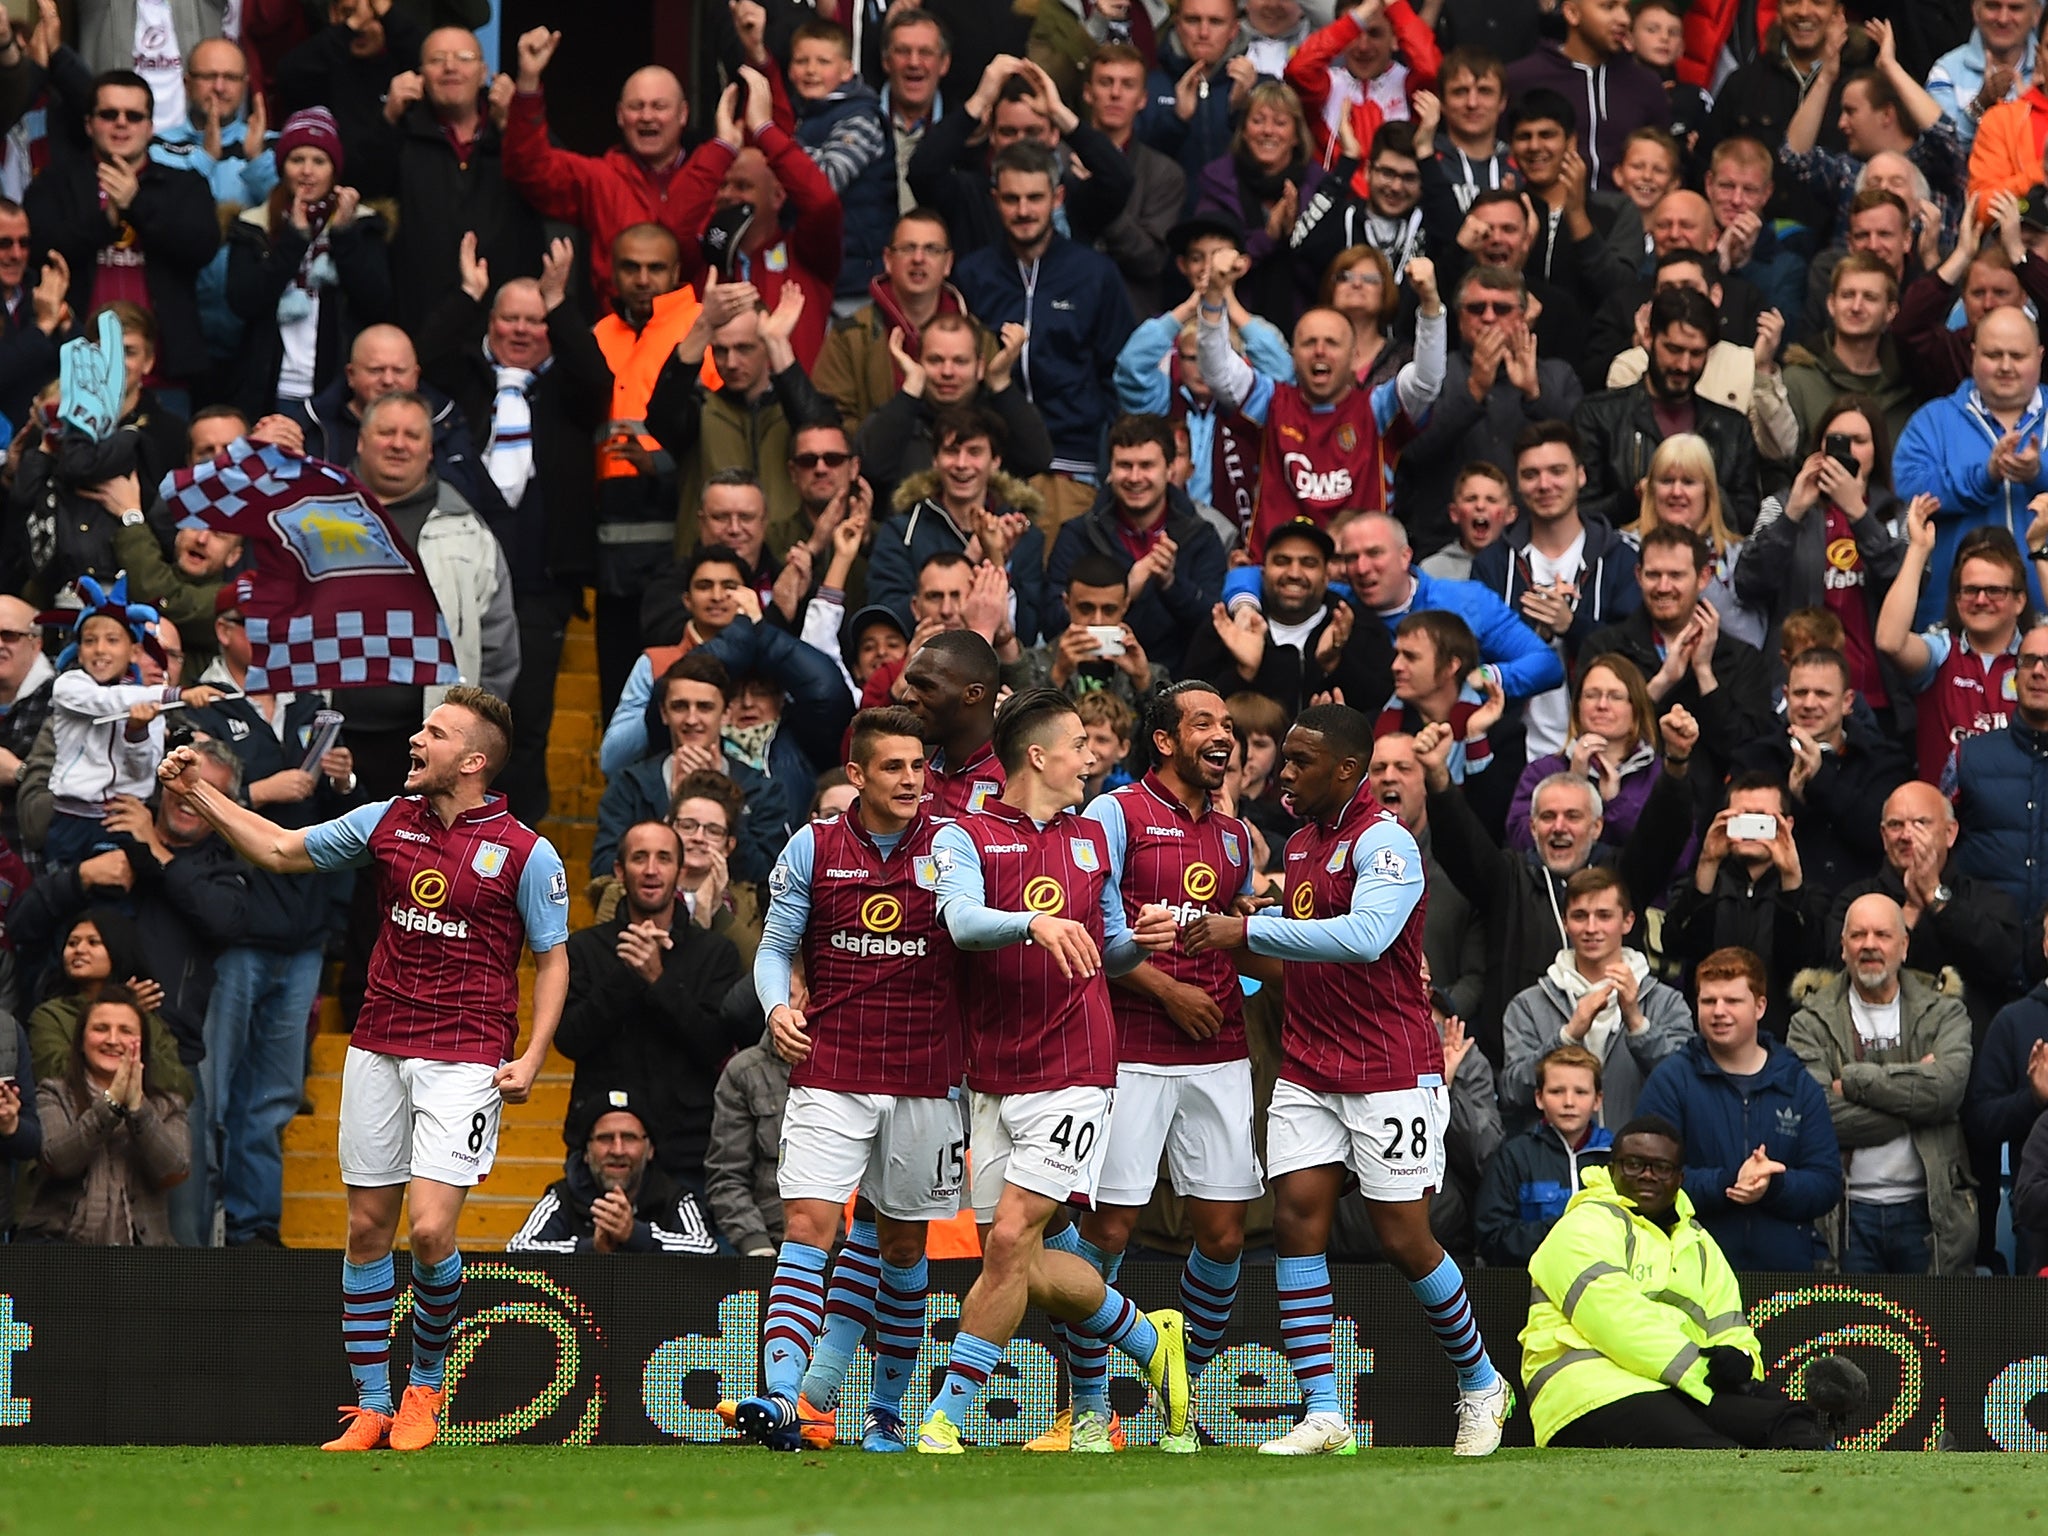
[917,688,1186,1453]
[158,689,569,1452]
[1186,704,1510,1456]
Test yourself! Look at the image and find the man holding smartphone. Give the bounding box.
[1004,551,1171,713]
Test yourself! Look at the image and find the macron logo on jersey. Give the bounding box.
[392,829,433,844]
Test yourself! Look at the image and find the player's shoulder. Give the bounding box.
[1353,813,1422,881]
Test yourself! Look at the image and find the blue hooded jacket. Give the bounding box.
[1635,1033,1844,1271]
[792,76,894,304]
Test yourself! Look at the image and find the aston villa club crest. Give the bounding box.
[1336,423,1357,453]
[969,780,1000,812]
[1072,838,1101,873]
[913,855,941,891]
[472,842,509,879]
[1221,830,1242,867]
[1326,839,1351,874]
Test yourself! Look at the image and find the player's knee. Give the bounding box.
[345,1206,394,1259]
[982,1214,1038,1271]
[876,1225,926,1268]
[1195,1226,1244,1264]
[409,1215,459,1264]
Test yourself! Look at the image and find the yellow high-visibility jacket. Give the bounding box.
[1519,1166,1762,1446]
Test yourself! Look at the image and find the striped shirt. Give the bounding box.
[1086,773,1253,1067]
[1245,782,1440,1095]
[934,800,1138,1094]
[757,808,964,1098]
[304,795,569,1066]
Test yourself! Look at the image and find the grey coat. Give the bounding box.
[704,1033,789,1256]
[77,0,224,80]
[1498,959,1695,1134]
[1786,966,1978,1276]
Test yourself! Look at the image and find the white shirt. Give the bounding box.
[133,0,187,133]
[1845,987,1925,1203]
[277,291,320,400]
[1522,532,1587,757]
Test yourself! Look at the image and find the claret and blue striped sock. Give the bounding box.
[1275,1253,1340,1416]
[342,1255,397,1415]
[1411,1253,1498,1392]
[1067,1249,1123,1416]
[802,1220,881,1410]
[927,1331,1003,1427]
[762,1241,830,1399]
[1074,1281,1158,1372]
[870,1255,930,1414]
[407,1250,463,1391]
[1180,1246,1240,1374]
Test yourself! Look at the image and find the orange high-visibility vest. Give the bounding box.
[591,286,718,479]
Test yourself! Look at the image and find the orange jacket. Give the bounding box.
[1968,88,2048,209]
[1679,0,1778,88]
[591,286,717,479]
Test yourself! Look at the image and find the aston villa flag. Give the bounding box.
[158,440,461,694]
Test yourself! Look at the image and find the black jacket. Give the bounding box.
[853,383,1054,514]
[1424,757,1695,1065]
[10,832,249,1066]
[1727,713,1912,903]
[419,289,614,592]
[505,1151,719,1254]
[353,99,547,335]
[25,146,221,381]
[1181,591,1394,720]
[1474,1118,1614,1267]
[0,285,60,430]
[225,208,395,416]
[184,690,360,952]
[1581,274,1768,397]
[274,15,425,167]
[1582,607,1775,801]
[1695,31,1866,233]
[1663,861,1827,1035]
[1043,487,1228,674]
[1572,381,1762,532]
[301,375,508,531]
[905,107,1134,258]
[557,912,750,1185]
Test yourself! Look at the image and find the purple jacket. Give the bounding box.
[1504,42,1671,193]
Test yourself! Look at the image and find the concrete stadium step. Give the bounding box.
[285,1116,569,1162]
[282,1189,549,1251]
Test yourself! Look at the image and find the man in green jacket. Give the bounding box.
[1522,1115,1837,1448]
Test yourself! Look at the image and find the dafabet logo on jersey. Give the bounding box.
[391,866,471,938]
[1289,880,1316,919]
[1023,876,1065,915]
[830,890,928,957]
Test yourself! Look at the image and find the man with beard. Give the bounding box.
[557,820,747,1227]
[1021,684,1264,1454]
[509,1088,719,1255]
[1184,520,1393,718]
[1572,288,1761,532]
[1185,704,1511,1456]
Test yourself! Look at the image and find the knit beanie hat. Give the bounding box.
[275,106,344,176]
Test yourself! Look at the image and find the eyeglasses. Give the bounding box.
[791,451,852,470]
[1335,268,1384,287]
[422,51,482,67]
[0,237,29,251]
[94,107,149,124]
[0,627,30,645]
[2017,652,2048,672]
[1370,164,1421,184]
[1614,1155,1681,1178]
[671,817,729,839]
[1960,583,2023,601]
[1461,299,1518,317]
[1880,815,1942,835]
[889,241,950,258]
[186,70,247,84]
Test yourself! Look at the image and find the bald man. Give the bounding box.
[1786,893,1978,1275]
[502,26,702,300]
[303,326,507,524]
[0,592,54,859]
[355,25,547,332]
[1894,305,2048,624]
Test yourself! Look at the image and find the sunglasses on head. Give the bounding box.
[791,451,852,470]
[94,107,149,124]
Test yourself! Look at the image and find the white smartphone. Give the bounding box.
[1728,812,1778,842]
[1086,625,1126,657]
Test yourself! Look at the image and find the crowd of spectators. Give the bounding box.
[0,0,2045,1278]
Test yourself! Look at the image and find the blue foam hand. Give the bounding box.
[58,309,126,443]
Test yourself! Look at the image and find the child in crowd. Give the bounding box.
[1418,462,1516,582]
[1627,0,1709,144]
[45,578,220,868]
[1612,126,1683,263]
[1076,690,1134,802]
[1473,1044,1614,1267]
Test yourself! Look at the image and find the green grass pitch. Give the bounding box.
[5,1446,2046,1536]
